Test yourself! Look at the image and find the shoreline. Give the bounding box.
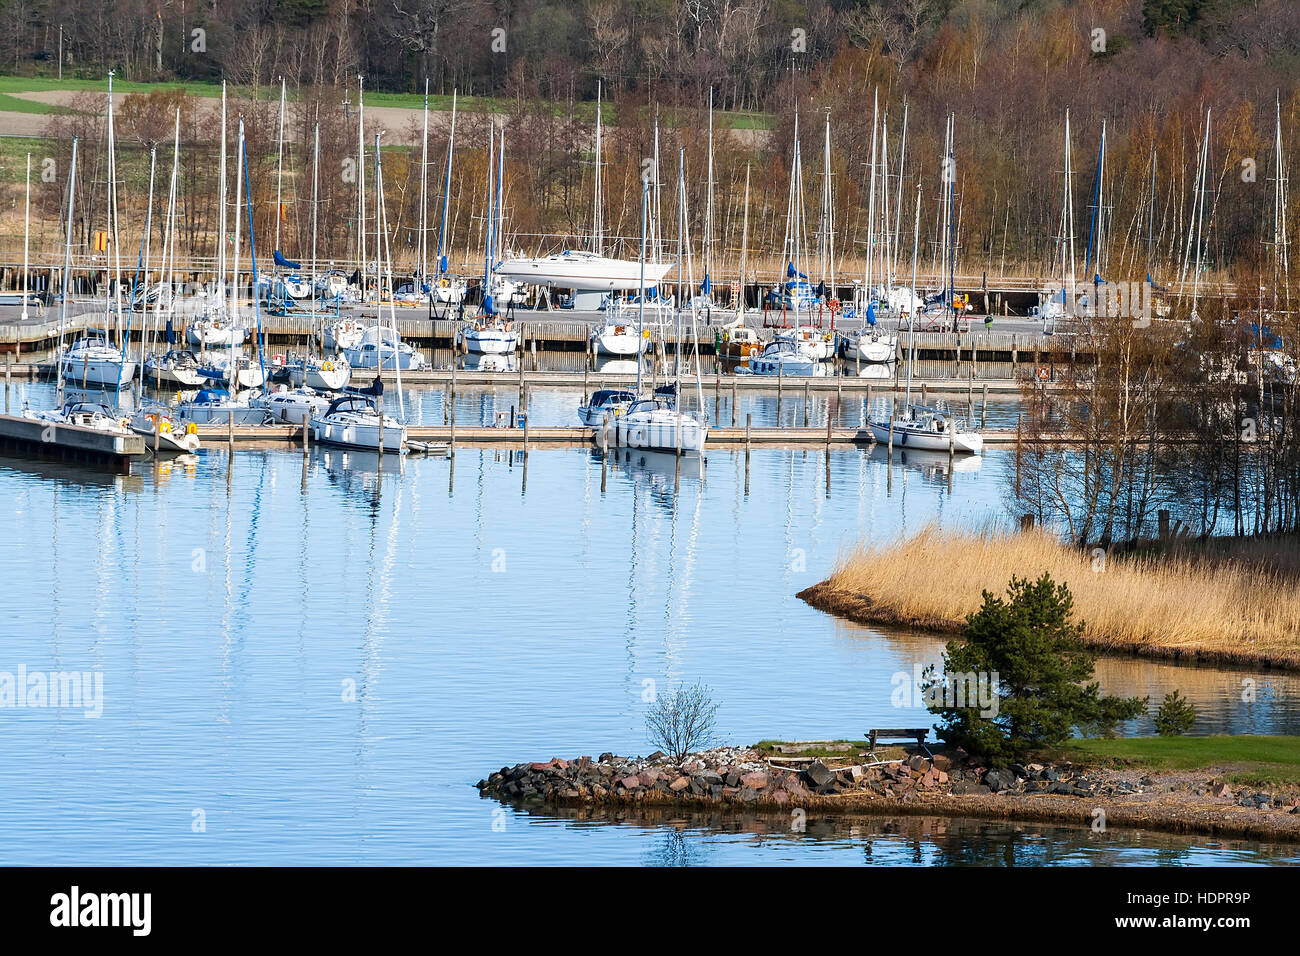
[478,747,1300,844]
[796,580,1300,673]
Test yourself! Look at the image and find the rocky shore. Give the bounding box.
[478,745,1300,842]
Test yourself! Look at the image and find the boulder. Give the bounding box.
[984,768,1017,793]
[930,754,953,772]
[741,771,769,790]
[1210,782,1233,799]
[669,776,690,792]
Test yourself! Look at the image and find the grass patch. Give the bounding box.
[0,92,74,114]
[802,526,1300,669]
[1059,735,1300,784]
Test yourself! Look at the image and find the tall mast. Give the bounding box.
[217,82,227,308]
[106,72,125,348]
[375,132,405,423]
[482,123,495,314]
[879,113,891,290]
[738,163,750,322]
[231,118,244,370]
[592,82,603,255]
[55,136,79,405]
[243,118,269,397]
[274,76,286,255]
[437,90,457,275]
[636,176,647,395]
[357,75,366,301]
[704,89,714,296]
[311,120,320,329]
[20,153,30,321]
[864,88,879,297]
[906,184,922,412]
[418,78,430,281]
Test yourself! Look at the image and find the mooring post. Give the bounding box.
[888,416,894,455]
[449,388,456,458]
[1015,412,1023,496]
[228,407,234,446]
[4,360,9,415]
[731,378,737,426]
[1158,509,1171,541]
[745,412,751,450]
[981,383,988,429]
[803,380,810,427]
[1020,513,1035,532]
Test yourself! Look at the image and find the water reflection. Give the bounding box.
[505,803,1300,866]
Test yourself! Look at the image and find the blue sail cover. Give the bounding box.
[866,302,877,326]
[700,274,711,294]
[273,250,302,270]
[483,293,497,316]
[814,281,826,298]
[164,318,176,345]
[439,255,449,274]
[786,262,808,280]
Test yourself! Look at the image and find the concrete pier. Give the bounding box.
[0,414,146,470]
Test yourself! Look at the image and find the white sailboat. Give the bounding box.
[612,154,708,455]
[463,125,519,354]
[312,132,410,453]
[345,325,426,370]
[867,183,982,454]
[59,76,136,390]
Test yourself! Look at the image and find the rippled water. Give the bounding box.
[0,381,1295,865]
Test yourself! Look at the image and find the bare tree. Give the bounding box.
[645,682,719,763]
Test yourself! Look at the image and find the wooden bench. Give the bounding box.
[866,728,930,751]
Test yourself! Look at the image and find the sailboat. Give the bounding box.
[181,119,271,425]
[188,83,249,348]
[497,87,672,293]
[0,154,39,310]
[311,133,408,453]
[612,155,708,455]
[842,94,898,362]
[867,184,982,454]
[1031,110,1079,330]
[58,75,137,390]
[463,125,518,354]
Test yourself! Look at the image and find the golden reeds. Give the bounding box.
[800,526,1300,669]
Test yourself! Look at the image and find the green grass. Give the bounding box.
[0,137,56,183]
[0,92,74,114]
[1060,735,1300,785]
[0,75,777,129]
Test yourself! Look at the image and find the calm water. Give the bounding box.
[1,383,1297,865]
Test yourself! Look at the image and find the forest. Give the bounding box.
[2,0,1299,283]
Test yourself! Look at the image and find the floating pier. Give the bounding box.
[0,413,145,470]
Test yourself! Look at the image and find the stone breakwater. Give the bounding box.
[477,746,1300,842]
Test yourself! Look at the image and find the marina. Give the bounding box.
[0,3,1297,892]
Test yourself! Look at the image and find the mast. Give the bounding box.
[311,120,320,335]
[418,77,429,282]
[55,136,78,405]
[374,132,405,424]
[636,176,646,396]
[106,71,128,405]
[243,118,268,397]
[230,118,244,376]
[704,89,714,299]
[737,163,751,322]
[148,108,181,400]
[906,183,922,413]
[592,82,603,255]
[217,82,227,310]
[437,90,457,276]
[482,123,495,315]
[863,89,879,298]
[274,76,286,256]
[20,153,30,321]
[357,75,366,301]
[133,146,157,404]
[1084,118,1106,289]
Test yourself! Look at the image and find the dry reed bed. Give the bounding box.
[798,527,1300,670]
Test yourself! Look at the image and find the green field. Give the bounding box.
[1063,736,1300,787]
[0,75,775,130]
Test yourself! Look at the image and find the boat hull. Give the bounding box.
[867,420,983,454]
[59,357,137,389]
[613,414,706,454]
[310,417,406,452]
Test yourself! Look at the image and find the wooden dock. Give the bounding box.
[193,422,1033,448]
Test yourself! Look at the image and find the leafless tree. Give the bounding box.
[645,682,719,763]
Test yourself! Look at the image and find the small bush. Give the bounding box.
[1154,690,1196,736]
[645,682,718,763]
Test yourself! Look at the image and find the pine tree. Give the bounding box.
[923,574,1146,763]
